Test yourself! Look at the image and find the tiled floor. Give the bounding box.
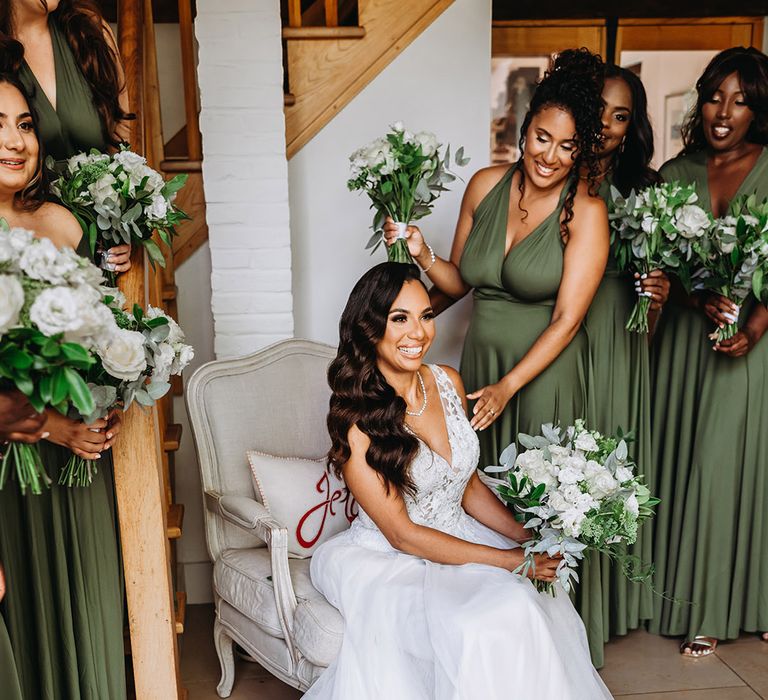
[181,604,768,699]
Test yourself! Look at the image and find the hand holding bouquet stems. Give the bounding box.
[484,421,659,594]
[347,122,470,264]
[693,195,768,342]
[609,182,711,333]
[49,146,188,282]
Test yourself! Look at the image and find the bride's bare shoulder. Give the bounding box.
[34,202,83,250]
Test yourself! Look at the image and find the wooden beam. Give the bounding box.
[116,1,182,697]
[178,0,203,160]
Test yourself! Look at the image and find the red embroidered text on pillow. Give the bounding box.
[296,471,358,549]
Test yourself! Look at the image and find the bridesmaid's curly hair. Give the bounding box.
[1,0,134,147]
[0,37,48,211]
[517,48,604,241]
[327,263,425,496]
[682,47,768,155]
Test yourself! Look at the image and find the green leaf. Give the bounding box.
[753,267,764,300]
[63,366,95,416]
[51,368,69,405]
[60,342,94,365]
[143,239,166,268]
[162,174,188,197]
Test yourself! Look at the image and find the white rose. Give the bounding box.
[113,149,147,171]
[641,215,657,234]
[674,205,710,239]
[413,131,439,157]
[583,459,603,480]
[625,494,640,517]
[588,470,619,499]
[146,306,185,344]
[170,343,194,375]
[615,466,633,483]
[6,227,34,254]
[0,236,18,266]
[516,449,545,474]
[97,328,147,381]
[548,445,570,466]
[0,275,24,334]
[72,296,117,348]
[66,152,91,173]
[30,287,87,337]
[88,173,119,209]
[548,491,569,513]
[145,195,169,221]
[19,237,73,284]
[557,464,583,485]
[560,508,586,538]
[574,432,599,453]
[390,121,405,133]
[151,342,175,384]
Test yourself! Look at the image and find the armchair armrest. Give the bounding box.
[205,490,299,660]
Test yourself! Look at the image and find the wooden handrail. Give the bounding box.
[178,0,202,161]
[116,1,182,697]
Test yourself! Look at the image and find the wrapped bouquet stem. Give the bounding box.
[347,122,470,264]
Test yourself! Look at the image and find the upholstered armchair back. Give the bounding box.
[186,339,337,562]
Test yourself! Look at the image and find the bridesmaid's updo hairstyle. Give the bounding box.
[682,47,768,154]
[0,36,48,211]
[518,47,604,239]
[327,262,424,496]
[0,0,134,147]
[603,65,659,196]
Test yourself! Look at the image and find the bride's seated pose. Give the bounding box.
[305,262,612,699]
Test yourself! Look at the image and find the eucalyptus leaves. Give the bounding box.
[347,122,470,263]
[485,421,658,595]
[609,182,711,333]
[49,146,188,282]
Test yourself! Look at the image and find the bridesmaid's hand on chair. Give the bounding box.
[104,244,132,274]
[382,217,429,263]
[634,270,670,311]
[467,381,514,431]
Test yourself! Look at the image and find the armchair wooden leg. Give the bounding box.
[213,618,235,698]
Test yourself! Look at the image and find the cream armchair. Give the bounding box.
[185,339,345,697]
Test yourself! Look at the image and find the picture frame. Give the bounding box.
[664,91,688,162]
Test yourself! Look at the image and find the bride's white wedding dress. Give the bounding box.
[305,365,612,699]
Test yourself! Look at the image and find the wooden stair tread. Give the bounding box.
[284,92,296,107]
[167,503,184,539]
[282,26,365,39]
[175,591,187,634]
[161,158,202,173]
[161,283,177,301]
[163,423,182,452]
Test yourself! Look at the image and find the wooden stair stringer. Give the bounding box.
[285,0,454,159]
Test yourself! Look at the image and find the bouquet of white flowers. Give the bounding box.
[58,299,194,487]
[347,122,470,263]
[50,146,188,281]
[609,182,712,333]
[693,195,768,342]
[484,421,659,594]
[0,226,107,493]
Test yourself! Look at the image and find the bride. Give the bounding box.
[305,262,612,699]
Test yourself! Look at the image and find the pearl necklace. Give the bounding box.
[405,371,428,417]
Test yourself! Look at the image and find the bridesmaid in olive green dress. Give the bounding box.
[651,47,768,656]
[383,48,609,467]
[0,6,132,695]
[578,65,670,668]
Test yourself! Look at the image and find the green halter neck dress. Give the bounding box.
[650,147,768,642]
[574,176,655,667]
[0,17,125,700]
[459,164,589,469]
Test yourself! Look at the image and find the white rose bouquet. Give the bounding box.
[609,182,712,333]
[347,122,470,263]
[49,146,188,282]
[484,421,659,595]
[59,300,194,487]
[0,226,104,494]
[693,195,768,342]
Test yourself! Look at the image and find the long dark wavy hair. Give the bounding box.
[0,0,133,146]
[327,263,426,496]
[603,64,659,196]
[681,46,768,155]
[517,47,604,240]
[0,36,48,210]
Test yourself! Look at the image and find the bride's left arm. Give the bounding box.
[441,365,529,542]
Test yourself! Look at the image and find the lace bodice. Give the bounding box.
[352,365,480,541]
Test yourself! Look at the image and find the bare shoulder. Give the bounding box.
[571,180,608,229]
[464,164,513,209]
[37,203,83,250]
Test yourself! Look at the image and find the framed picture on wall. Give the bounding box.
[664,91,688,162]
[490,57,550,164]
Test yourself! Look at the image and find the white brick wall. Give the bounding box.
[196,0,293,358]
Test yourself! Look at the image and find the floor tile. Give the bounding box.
[715,636,768,698]
[617,688,760,700]
[600,630,745,695]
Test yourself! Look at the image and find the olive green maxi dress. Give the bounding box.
[650,148,768,642]
[576,178,655,668]
[459,164,590,470]
[0,17,126,700]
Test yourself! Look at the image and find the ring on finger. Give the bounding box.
[488,408,496,416]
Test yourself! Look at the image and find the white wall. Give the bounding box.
[289,0,492,367]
